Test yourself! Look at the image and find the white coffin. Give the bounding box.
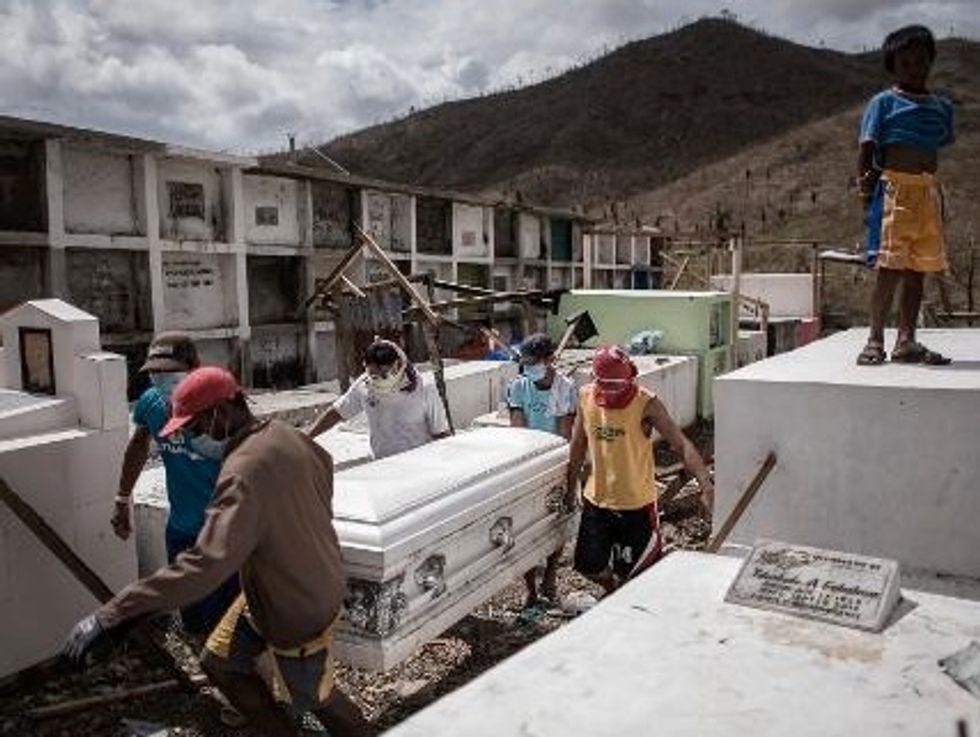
[333,427,572,671]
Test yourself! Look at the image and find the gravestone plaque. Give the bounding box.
[725,540,901,632]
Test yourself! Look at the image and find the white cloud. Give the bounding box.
[0,0,975,151]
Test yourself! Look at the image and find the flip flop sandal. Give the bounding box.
[891,342,952,365]
[856,341,886,366]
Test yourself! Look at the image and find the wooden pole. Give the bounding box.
[300,239,364,312]
[0,477,193,686]
[705,451,776,554]
[28,674,209,720]
[355,225,440,325]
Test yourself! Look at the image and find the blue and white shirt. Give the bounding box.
[859,88,954,152]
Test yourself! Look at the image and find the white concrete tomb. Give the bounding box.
[0,300,134,678]
[714,329,980,581]
[386,551,980,737]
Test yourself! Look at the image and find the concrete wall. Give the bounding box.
[710,273,815,318]
[312,180,355,249]
[714,329,980,578]
[518,213,542,260]
[453,203,491,258]
[416,196,452,255]
[247,255,302,326]
[0,139,46,232]
[0,246,46,314]
[65,250,153,334]
[157,158,224,242]
[62,145,140,236]
[243,174,301,245]
[364,190,412,254]
[250,325,304,389]
[493,208,516,258]
[161,251,238,330]
[0,426,133,678]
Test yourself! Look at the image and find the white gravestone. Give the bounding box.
[725,540,901,632]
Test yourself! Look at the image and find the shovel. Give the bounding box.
[554,310,598,358]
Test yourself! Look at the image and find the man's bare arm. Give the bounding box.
[111,426,152,540]
[509,408,527,428]
[564,412,587,510]
[644,397,714,515]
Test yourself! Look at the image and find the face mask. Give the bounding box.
[593,377,638,409]
[523,363,548,382]
[189,408,230,461]
[190,434,228,461]
[368,364,406,395]
[150,372,187,402]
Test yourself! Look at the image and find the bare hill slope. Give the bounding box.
[314,18,882,206]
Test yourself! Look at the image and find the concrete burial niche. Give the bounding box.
[714,329,980,581]
[0,299,134,678]
[386,552,980,737]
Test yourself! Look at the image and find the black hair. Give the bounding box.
[519,333,555,362]
[364,340,401,367]
[883,25,936,73]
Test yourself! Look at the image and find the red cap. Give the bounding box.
[592,345,636,381]
[161,367,241,437]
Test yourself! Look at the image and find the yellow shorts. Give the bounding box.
[205,594,337,710]
[874,169,947,273]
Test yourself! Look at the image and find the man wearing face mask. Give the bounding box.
[65,367,374,737]
[306,338,450,459]
[565,346,714,595]
[110,333,239,634]
[507,333,576,607]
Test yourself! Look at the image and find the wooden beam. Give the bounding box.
[0,477,192,687]
[705,452,777,554]
[355,225,440,325]
[300,239,364,312]
[28,674,209,720]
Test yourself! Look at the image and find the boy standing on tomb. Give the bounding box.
[856,24,955,366]
[109,333,238,635]
[307,338,450,458]
[507,333,577,607]
[565,346,713,595]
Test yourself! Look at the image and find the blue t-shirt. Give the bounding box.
[859,88,954,153]
[133,387,221,535]
[506,374,576,435]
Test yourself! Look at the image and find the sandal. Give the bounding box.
[891,341,952,365]
[856,341,886,366]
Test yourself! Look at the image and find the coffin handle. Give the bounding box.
[489,516,515,551]
[415,554,447,597]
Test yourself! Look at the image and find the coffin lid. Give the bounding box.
[333,427,565,525]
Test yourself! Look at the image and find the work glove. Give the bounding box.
[63,613,114,669]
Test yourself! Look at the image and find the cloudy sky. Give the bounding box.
[1,0,976,152]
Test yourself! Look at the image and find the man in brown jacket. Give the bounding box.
[64,367,372,737]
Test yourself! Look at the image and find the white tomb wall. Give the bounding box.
[62,145,141,236]
[710,273,815,318]
[243,174,301,245]
[0,299,135,678]
[715,329,980,579]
